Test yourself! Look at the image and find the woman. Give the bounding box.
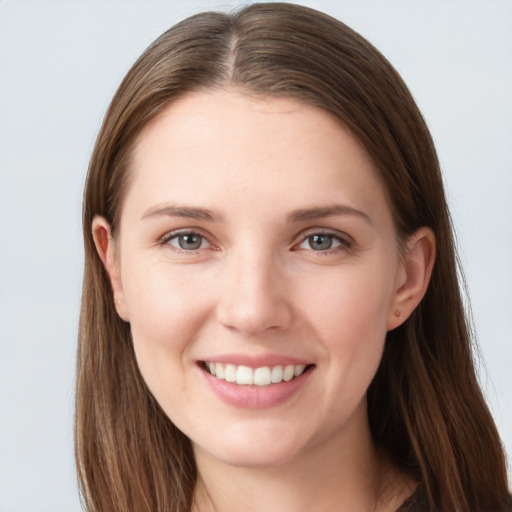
[75,3,511,511]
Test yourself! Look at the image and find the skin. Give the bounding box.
[93,89,435,511]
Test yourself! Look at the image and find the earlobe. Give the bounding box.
[387,227,436,330]
[91,216,130,322]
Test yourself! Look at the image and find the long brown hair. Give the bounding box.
[76,3,511,511]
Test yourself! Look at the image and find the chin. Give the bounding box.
[193,425,309,469]
[205,446,300,469]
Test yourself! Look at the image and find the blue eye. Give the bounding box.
[167,232,208,251]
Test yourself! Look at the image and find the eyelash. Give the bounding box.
[158,229,353,255]
[293,230,353,255]
[158,229,215,254]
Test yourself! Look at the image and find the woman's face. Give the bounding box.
[102,90,409,468]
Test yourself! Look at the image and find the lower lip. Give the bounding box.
[200,365,314,409]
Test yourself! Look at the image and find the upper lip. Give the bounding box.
[199,353,312,368]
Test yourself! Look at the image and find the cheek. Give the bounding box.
[302,262,394,341]
[299,262,394,394]
[124,257,210,331]
[120,260,213,390]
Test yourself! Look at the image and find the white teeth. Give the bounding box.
[236,365,254,385]
[205,362,308,386]
[225,364,236,383]
[271,365,283,383]
[254,366,271,386]
[283,365,295,382]
[215,362,225,379]
[294,364,306,377]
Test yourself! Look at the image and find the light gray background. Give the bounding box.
[0,0,511,510]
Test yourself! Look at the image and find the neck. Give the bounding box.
[191,407,414,512]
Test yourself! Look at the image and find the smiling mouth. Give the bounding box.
[201,361,314,386]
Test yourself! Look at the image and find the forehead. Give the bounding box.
[132,89,372,166]
[124,89,389,221]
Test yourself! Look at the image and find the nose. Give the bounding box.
[216,249,293,336]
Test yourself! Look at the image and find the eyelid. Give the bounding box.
[292,228,354,252]
[157,226,353,254]
[158,227,218,251]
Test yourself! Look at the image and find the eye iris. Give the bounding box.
[179,233,202,250]
[309,234,333,250]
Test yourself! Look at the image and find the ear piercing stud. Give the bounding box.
[395,310,403,321]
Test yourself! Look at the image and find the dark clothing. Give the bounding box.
[395,487,512,512]
[396,487,428,512]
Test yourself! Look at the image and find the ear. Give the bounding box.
[92,216,130,322]
[387,227,436,330]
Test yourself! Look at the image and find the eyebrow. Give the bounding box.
[141,202,371,225]
[288,204,373,225]
[141,204,219,222]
